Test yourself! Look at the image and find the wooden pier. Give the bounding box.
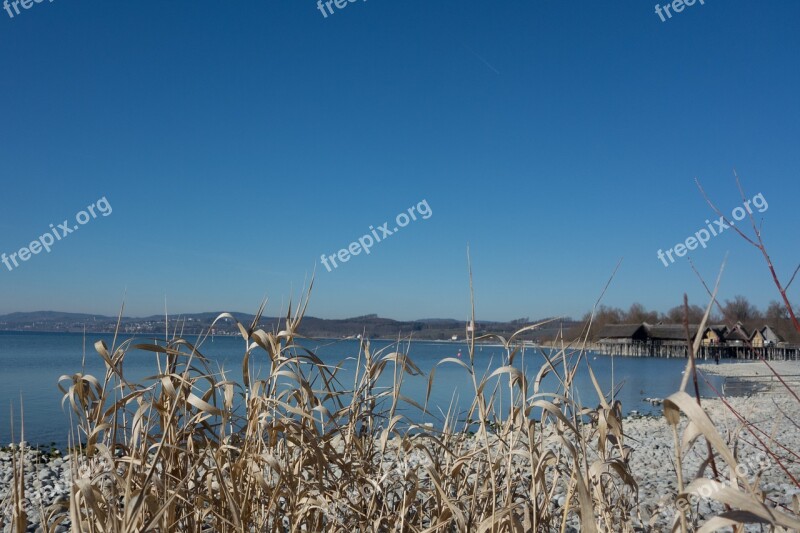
[593,341,799,360]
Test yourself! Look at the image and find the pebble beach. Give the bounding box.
[629,361,800,529]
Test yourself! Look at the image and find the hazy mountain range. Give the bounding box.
[0,311,576,341]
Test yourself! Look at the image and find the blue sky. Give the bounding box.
[0,0,798,321]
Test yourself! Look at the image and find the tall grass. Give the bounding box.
[2,304,798,531]
[2,299,642,532]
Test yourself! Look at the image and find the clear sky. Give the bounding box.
[0,0,798,321]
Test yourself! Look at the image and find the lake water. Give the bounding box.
[0,331,728,446]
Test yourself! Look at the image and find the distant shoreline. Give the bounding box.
[0,311,576,342]
[0,329,515,346]
[0,329,555,343]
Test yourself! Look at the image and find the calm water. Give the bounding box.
[0,332,727,446]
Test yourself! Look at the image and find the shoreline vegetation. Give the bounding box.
[3,302,800,532]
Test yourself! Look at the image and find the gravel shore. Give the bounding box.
[627,394,800,529]
[0,447,71,533]
[697,360,800,396]
[697,360,800,378]
[628,361,800,530]
[3,362,800,532]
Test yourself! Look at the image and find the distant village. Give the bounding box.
[583,297,800,360]
[0,314,242,336]
[595,322,798,359]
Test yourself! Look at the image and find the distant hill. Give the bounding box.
[0,311,576,341]
[0,311,126,322]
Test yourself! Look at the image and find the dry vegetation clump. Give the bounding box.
[2,300,799,532]
[655,390,800,532]
[2,300,641,532]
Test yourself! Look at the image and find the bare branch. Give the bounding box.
[695,177,758,247]
[698,173,800,333]
[786,263,800,291]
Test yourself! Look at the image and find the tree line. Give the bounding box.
[573,296,800,343]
